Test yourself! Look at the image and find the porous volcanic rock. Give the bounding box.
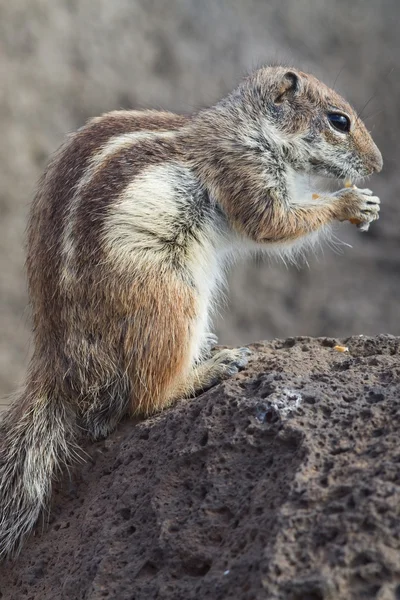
[0,335,399,600]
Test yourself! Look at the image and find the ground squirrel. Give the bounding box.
[0,65,382,558]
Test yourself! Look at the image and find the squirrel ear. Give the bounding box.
[274,71,300,104]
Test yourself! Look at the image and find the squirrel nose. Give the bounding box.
[369,147,383,173]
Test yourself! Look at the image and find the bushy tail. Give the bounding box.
[0,387,78,558]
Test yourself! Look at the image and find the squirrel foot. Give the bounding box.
[194,347,251,393]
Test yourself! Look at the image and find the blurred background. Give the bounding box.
[0,0,399,406]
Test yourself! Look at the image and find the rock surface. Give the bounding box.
[0,335,399,600]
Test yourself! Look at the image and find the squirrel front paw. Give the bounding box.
[332,187,380,232]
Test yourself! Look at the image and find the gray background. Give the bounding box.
[1,0,399,406]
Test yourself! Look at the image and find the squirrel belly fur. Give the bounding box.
[0,65,382,558]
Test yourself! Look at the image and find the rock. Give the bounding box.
[0,335,399,599]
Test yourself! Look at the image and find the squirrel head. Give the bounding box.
[235,66,383,181]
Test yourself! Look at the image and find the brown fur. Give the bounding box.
[122,268,197,414]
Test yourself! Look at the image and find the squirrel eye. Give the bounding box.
[327,112,351,133]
